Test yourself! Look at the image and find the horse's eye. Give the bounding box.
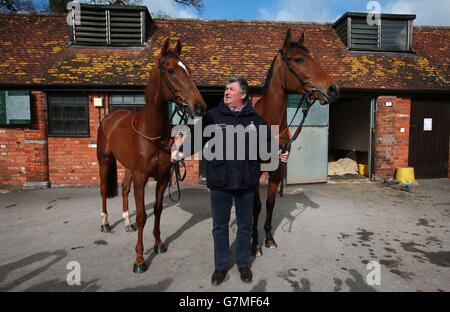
[295,57,304,64]
[168,68,175,74]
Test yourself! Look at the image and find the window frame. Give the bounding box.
[332,13,416,53]
[109,93,145,113]
[349,17,413,52]
[47,93,90,137]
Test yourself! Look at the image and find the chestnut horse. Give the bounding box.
[251,29,339,256]
[97,38,206,273]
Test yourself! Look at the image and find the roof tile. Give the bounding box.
[0,13,449,91]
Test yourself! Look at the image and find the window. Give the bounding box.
[70,4,151,46]
[109,93,145,112]
[48,94,89,136]
[0,90,31,125]
[333,12,415,52]
[286,94,311,126]
[381,20,409,51]
[287,94,310,109]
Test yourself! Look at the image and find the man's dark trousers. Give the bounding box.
[210,189,254,271]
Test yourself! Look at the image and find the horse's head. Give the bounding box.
[279,29,339,105]
[157,38,207,117]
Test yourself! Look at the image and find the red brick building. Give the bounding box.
[0,6,449,188]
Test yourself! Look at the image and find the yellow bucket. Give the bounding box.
[358,164,368,176]
[395,167,415,184]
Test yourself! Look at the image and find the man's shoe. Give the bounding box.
[238,267,253,283]
[211,270,227,286]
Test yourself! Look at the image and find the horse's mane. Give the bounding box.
[262,42,309,95]
[262,57,277,96]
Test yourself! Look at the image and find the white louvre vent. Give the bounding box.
[71,4,151,46]
[332,12,415,52]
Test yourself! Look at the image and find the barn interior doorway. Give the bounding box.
[328,96,373,181]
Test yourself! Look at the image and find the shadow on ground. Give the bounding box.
[0,250,69,291]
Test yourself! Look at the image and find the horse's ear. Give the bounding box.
[283,29,292,48]
[175,39,182,57]
[281,29,292,57]
[160,38,170,57]
[298,32,305,46]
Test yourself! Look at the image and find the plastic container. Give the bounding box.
[395,167,415,184]
[358,164,368,176]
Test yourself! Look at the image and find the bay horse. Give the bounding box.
[252,29,339,256]
[97,38,207,273]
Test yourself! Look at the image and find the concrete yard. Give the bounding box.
[0,179,449,292]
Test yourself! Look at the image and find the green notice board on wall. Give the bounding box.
[0,90,31,125]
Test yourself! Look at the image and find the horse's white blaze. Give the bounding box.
[178,61,188,75]
[101,212,109,225]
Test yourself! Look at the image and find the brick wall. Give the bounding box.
[1,90,282,188]
[0,91,48,187]
[47,92,200,187]
[374,96,411,178]
[181,155,200,185]
[48,92,107,186]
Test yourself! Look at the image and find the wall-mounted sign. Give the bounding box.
[0,90,31,125]
[93,97,104,107]
[423,118,432,131]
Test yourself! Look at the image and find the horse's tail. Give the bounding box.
[106,155,118,198]
[97,124,118,199]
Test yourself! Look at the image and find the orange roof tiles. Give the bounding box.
[0,13,449,91]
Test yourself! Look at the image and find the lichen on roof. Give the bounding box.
[0,13,449,91]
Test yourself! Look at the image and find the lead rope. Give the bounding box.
[159,58,190,202]
[279,103,311,197]
[167,105,190,202]
[278,49,315,197]
[168,156,187,202]
[132,79,190,202]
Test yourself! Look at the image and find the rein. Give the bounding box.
[278,48,316,197]
[131,58,192,202]
[167,103,190,202]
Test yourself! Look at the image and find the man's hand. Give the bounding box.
[279,150,289,163]
[171,133,185,162]
[171,150,184,162]
[173,133,184,148]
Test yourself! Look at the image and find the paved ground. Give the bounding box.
[0,179,449,292]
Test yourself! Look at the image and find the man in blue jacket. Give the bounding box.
[200,77,288,285]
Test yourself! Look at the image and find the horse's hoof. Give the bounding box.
[133,262,147,274]
[252,245,263,257]
[125,224,137,232]
[100,224,111,233]
[154,242,167,254]
[265,239,278,249]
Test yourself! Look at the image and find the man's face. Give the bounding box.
[224,82,245,109]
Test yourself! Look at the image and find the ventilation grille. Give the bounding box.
[351,18,379,50]
[72,5,148,46]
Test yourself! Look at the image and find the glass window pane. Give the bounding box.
[381,20,408,51]
[48,94,88,135]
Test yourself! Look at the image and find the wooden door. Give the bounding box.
[409,99,449,178]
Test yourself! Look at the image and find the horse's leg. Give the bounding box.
[153,176,169,254]
[122,169,137,232]
[132,171,149,273]
[99,161,111,233]
[264,167,283,249]
[251,184,263,257]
